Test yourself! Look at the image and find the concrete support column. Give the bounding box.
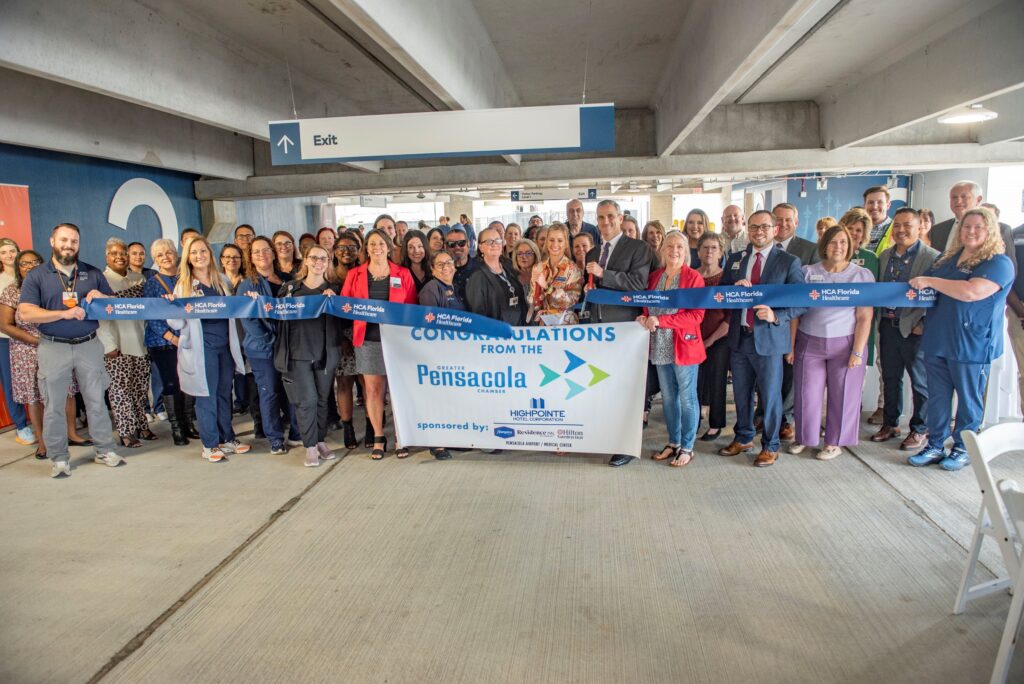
[444,200,474,225]
[200,200,237,243]
[650,194,673,231]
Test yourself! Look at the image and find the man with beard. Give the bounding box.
[18,223,124,478]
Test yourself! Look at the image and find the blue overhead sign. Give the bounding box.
[269,103,615,166]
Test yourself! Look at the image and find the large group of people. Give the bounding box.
[1,179,1019,478]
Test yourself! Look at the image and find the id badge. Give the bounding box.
[508,296,519,307]
[63,291,79,308]
[808,274,824,282]
[731,262,741,270]
[579,308,591,321]
[390,276,402,289]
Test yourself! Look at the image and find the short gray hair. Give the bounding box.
[951,180,983,197]
[150,238,177,258]
[596,199,621,214]
[105,237,127,252]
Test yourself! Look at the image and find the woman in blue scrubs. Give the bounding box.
[907,208,1014,471]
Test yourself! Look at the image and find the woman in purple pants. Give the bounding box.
[787,225,874,460]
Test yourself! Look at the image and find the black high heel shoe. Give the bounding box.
[342,421,357,449]
[370,435,387,460]
[363,416,374,449]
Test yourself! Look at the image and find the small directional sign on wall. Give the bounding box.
[269,103,615,166]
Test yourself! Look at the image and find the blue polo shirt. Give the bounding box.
[20,259,113,339]
[921,251,1014,363]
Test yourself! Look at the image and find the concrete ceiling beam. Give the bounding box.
[819,0,1024,150]
[0,0,358,141]
[310,0,523,166]
[652,0,836,157]
[195,142,1024,200]
[978,88,1024,145]
[0,69,253,180]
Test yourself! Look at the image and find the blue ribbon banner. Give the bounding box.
[83,295,515,339]
[585,282,936,309]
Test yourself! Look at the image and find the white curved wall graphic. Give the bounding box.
[108,178,178,243]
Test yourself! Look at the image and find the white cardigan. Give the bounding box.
[98,268,147,356]
[167,277,244,397]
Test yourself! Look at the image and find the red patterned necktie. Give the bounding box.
[745,251,763,328]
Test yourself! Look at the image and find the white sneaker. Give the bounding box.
[219,440,250,455]
[15,426,37,446]
[145,412,157,423]
[316,442,336,461]
[787,442,807,455]
[94,452,126,467]
[50,460,71,478]
[202,447,227,462]
[156,411,168,422]
[816,445,843,461]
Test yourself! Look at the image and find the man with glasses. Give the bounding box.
[233,224,256,253]
[566,199,601,248]
[718,210,806,468]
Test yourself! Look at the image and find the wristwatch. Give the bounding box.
[851,350,863,358]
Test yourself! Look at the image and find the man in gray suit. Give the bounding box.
[871,208,939,450]
[583,198,653,467]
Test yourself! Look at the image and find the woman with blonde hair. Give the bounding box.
[683,209,710,268]
[907,207,1015,471]
[168,236,248,462]
[815,216,838,238]
[529,222,582,325]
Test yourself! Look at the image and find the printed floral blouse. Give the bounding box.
[529,255,583,325]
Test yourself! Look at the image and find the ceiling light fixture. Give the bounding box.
[938,103,998,125]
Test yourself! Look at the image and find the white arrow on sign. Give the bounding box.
[277,135,294,154]
[108,178,179,243]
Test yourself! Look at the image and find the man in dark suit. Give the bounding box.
[583,199,653,467]
[760,202,817,440]
[929,182,1016,273]
[567,199,602,248]
[871,208,939,451]
[719,210,807,467]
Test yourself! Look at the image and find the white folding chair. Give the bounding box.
[990,480,1024,684]
[954,424,1024,615]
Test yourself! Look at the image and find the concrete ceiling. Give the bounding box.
[0,0,1021,197]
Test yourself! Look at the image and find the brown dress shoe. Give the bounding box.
[718,441,754,456]
[778,423,795,441]
[754,450,779,467]
[867,408,884,425]
[871,425,901,442]
[899,431,928,451]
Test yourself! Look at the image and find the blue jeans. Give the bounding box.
[195,345,236,448]
[0,337,28,429]
[248,357,295,446]
[655,363,699,451]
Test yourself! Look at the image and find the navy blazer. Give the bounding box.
[721,244,806,356]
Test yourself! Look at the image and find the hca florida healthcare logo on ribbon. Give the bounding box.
[619,292,671,306]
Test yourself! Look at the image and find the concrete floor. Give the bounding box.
[2,402,1023,684]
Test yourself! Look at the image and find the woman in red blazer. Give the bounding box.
[636,230,706,467]
[341,229,418,459]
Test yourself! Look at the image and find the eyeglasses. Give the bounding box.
[335,245,359,252]
[446,240,468,248]
[19,260,42,268]
[274,240,293,247]
[306,255,330,263]
[251,248,274,257]
[479,238,504,247]
[748,222,774,231]
[435,260,455,268]
[516,251,534,258]
[235,233,254,240]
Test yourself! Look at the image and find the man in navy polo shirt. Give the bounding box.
[18,223,124,478]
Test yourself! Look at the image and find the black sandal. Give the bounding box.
[395,446,410,459]
[35,450,48,460]
[653,444,675,461]
[138,428,159,441]
[120,435,142,448]
[370,436,387,460]
[430,448,452,460]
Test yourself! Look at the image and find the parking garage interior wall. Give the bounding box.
[784,174,909,237]
[0,143,200,266]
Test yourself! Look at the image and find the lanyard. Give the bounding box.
[155,274,173,295]
[56,266,78,293]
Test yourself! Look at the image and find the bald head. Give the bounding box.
[721,205,745,238]
[566,199,584,229]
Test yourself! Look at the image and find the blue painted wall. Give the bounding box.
[785,174,909,240]
[0,143,201,267]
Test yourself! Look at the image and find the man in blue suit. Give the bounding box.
[718,210,807,467]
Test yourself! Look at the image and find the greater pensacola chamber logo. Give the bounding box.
[713,292,725,303]
[494,426,515,439]
[809,290,821,301]
[537,350,610,400]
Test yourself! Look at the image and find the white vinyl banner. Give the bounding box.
[381,323,648,456]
